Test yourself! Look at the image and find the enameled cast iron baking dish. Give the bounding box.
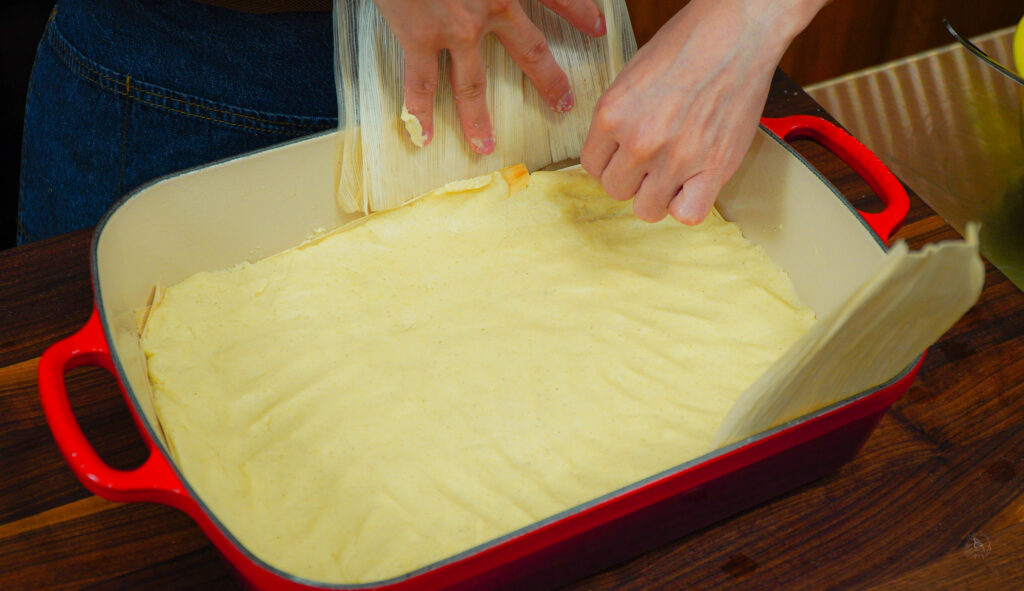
[39,115,914,590]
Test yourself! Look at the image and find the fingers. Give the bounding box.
[448,45,495,155]
[632,173,679,223]
[584,112,722,225]
[495,7,573,113]
[580,125,617,179]
[585,141,723,225]
[403,50,440,146]
[598,150,645,203]
[668,172,722,226]
[539,0,606,37]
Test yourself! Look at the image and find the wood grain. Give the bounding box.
[0,231,94,366]
[1,71,1023,590]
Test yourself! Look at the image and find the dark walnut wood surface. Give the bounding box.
[2,72,1023,590]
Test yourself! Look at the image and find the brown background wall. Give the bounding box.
[625,0,1023,85]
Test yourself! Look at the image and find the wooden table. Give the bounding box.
[3,73,1023,590]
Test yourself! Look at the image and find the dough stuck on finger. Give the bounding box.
[400,104,428,148]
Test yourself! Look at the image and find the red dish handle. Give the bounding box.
[760,115,909,244]
[38,308,188,506]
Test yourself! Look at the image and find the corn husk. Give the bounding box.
[333,0,636,213]
[712,224,985,448]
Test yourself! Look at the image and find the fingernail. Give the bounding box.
[553,90,574,113]
[471,136,496,155]
[595,16,606,36]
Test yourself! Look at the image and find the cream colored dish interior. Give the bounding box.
[92,128,888,583]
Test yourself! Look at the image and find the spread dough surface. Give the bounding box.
[141,169,815,583]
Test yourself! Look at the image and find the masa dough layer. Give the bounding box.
[141,169,815,584]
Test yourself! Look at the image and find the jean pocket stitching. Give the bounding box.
[45,21,335,137]
[127,92,313,136]
[47,24,125,95]
[130,83,331,130]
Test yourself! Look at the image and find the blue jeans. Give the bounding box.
[18,0,337,244]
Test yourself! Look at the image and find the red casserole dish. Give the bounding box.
[38,115,913,590]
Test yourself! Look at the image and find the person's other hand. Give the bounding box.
[581,0,827,224]
[375,0,606,154]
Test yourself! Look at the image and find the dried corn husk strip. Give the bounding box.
[333,0,636,213]
[712,224,985,448]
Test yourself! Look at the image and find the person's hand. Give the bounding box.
[581,0,828,224]
[374,0,606,154]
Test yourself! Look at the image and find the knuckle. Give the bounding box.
[591,108,617,134]
[593,98,625,131]
[407,76,438,97]
[446,13,484,48]
[490,0,515,13]
[406,29,436,49]
[595,90,619,111]
[455,79,488,102]
[629,134,664,163]
[522,38,550,66]
[449,29,480,48]
[619,145,648,168]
